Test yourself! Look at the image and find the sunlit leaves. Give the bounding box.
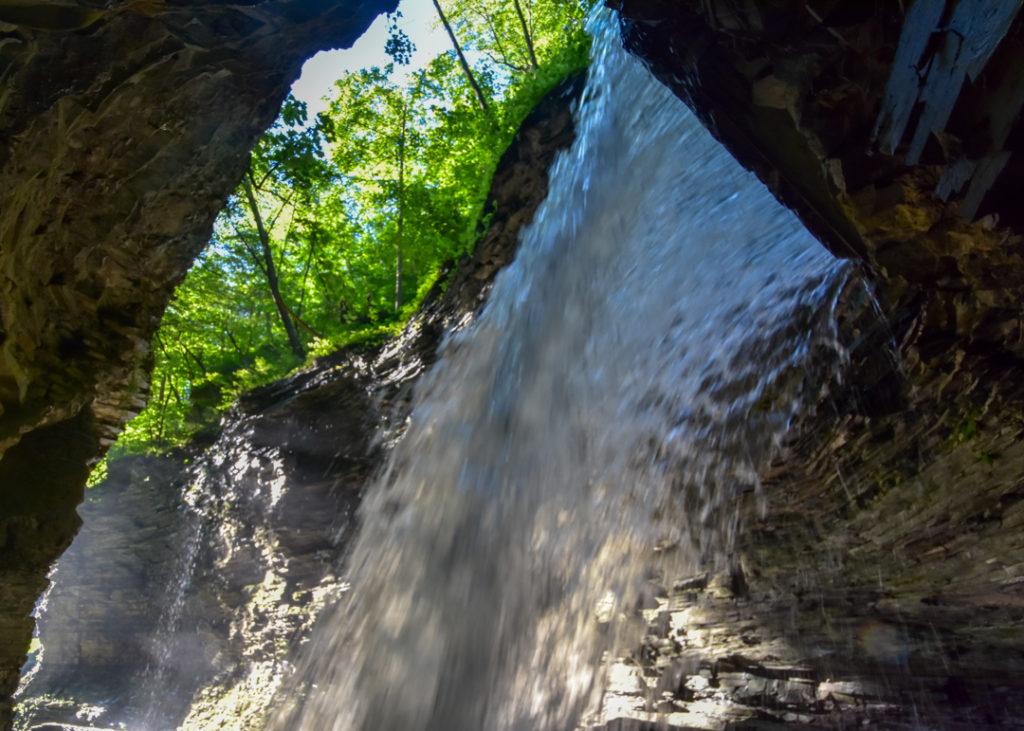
[116,0,595,453]
[385,11,416,66]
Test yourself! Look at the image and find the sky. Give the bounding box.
[291,0,450,117]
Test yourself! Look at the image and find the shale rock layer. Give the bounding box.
[0,1,394,727]
[15,74,585,730]
[600,2,1024,727]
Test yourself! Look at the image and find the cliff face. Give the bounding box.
[16,453,197,723]
[597,1,1024,727]
[16,372,380,730]
[611,0,1024,355]
[0,1,395,727]
[5,1,1024,729]
[15,75,585,730]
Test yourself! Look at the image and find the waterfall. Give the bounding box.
[270,12,850,731]
[132,467,210,730]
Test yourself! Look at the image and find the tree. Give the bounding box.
[232,95,338,358]
[431,0,492,117]
[385,11,416,66]
[240,171,306,358]
[114,0,596,452]
[512,0,538,69]
[327,68,428,315]
[439,0,590,77]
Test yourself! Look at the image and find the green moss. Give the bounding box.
[955,411,979,443]
[13,694,79,731]
[977,449,997,465]
[85,459,108,488]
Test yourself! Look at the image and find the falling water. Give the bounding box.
[133,470,210,730]
[272,13,851,730]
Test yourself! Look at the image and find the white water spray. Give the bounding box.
[272,13,850,730]
[134,469,210,730]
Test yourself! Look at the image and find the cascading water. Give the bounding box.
[132,463,212,730]
[271,13,852,730]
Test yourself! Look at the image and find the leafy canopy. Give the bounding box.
[110,0,594,456]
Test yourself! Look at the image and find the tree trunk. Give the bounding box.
[512,0,538,69]
[431,0,492,117]
[154,372,167,442]
[243,171,305,359]
[269,291,325,340]
[395,101,407,313]
[483,12,527,72]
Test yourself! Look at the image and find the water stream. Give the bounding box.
[271,13,851,731]
[133,466,211,730]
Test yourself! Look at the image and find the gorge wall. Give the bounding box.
[0,1,396,726]
[15,76,585,729]
[613,0,1024,354]
[595,1,1024,728]
[3,0,1024,729]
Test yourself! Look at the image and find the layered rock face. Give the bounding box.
[612,0,1024,353]
[15,75,585,730]
[0,1,395,726]
[6,0,1024,729]
[16,369,381,730]
[593,1,1024,727]
[16,454,197,722]
[590,273,1024,729]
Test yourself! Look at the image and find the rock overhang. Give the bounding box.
[609,0,1024,360]
[0,1,395,726]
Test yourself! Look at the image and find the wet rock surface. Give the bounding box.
[592,3,1024,727]
[14,74,584,731]
[610,0,1024,357]
[0,1,395,726]
[7,1,1024,729]
[582,274,1024,728]
[15,452,194,720]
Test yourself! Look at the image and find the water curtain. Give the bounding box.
[272,12,849,730]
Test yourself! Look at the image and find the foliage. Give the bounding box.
[385,11,416,66]
[13,693,79,731]
[111,0,594,456]
[444,0,590,76]
[85,458,108,488]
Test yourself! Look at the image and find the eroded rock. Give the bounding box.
[610,0,1024,359]
[594,3,1024,726]
[15,74,585,730]
[0,2,396,726]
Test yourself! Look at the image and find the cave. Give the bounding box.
[3,0,1024,729]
